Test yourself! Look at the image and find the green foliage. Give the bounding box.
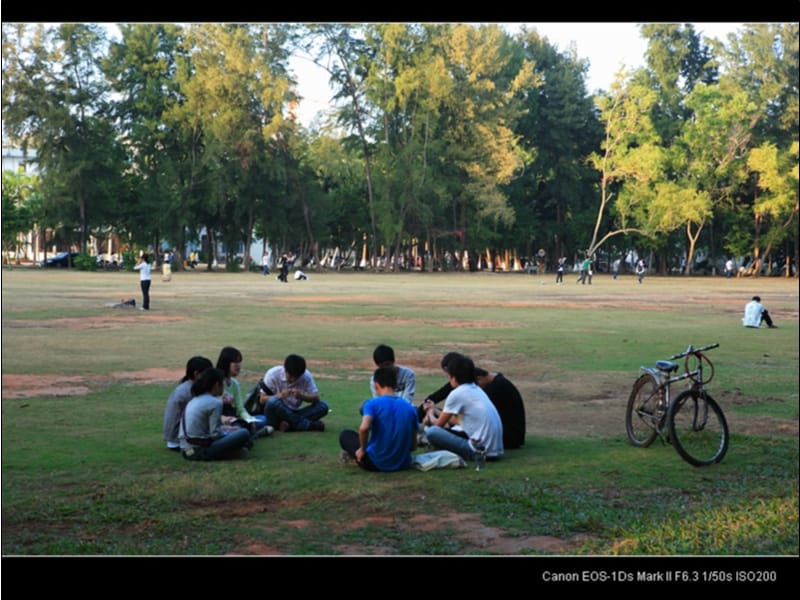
[73,253,97,271]
[2,22,797,276]
[121,251,137,271]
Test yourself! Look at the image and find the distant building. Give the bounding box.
[1,144,38,176]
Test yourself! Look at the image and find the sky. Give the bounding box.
[289,22,747,128]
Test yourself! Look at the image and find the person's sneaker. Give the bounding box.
[255,425,274,438]
[278,421,291,433]
[339,449,355,464]
[238,447,250,460]
[768,324,778,329]
[308,420,325,432]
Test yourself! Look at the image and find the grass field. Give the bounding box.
[1,266,797,560]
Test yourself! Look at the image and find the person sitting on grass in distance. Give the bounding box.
[360,344,417,415]
[474,367,526,450]
[217,346,272,438]
[179,368,252,461]
[163,355,213,451]
[370,344,416,403]
[424,355,504,464]
[340,366,419,471]
[742,295,778,329]
[259,353,329,432]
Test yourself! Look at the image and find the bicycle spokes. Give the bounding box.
[668,391,729,466]
[626,374,661,448]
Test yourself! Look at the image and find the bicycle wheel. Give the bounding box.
[625,374,662,447]
[668,390,729,466]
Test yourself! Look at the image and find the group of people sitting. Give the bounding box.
[163,343,526,470]
[162,347,328,461]
[340,345,526,471]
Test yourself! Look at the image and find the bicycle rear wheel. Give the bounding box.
[668,390,729,466]
[625,374,662,447]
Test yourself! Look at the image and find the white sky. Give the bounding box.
[290,22,746,127]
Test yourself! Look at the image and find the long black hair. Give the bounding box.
[216,346,243,377]
[191,367,225,397]
[181,356,213,383]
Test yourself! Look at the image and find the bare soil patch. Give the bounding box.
[209,503,586,555]
[4,314,187,330]
[1,368,178,399]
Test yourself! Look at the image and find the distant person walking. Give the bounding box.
[636,259,646,284]
[725,258,735,279]
[577,255,591,284]
[555,257,565,285]
[586,256,594,285]
[278,253,290,282]
[134,253,152,310]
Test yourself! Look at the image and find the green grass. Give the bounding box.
[1,267,798,557]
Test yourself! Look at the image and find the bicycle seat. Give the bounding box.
[656,360,679,373]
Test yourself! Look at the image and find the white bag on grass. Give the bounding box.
[413,450,466,471]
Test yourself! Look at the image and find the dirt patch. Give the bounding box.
[180,498,584,555]
[0,368,179,399]
[222,510,584,555]
[4,314,188,330]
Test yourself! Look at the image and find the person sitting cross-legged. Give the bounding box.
[179,368,252,461]
[474,367,526,450]
[259,354,329,432]
[163,355,213,451]
[339,366,419,471]
[360,343,417,415]
[424,355,504,463]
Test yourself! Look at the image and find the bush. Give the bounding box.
[121,251,137,271]
[73,253,97,271]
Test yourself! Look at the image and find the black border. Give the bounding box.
[2,555,797,591]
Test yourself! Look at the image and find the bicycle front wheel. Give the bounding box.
[625,374,661,447]
[668,390,729,466]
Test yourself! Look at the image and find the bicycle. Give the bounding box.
[625,343,729,466]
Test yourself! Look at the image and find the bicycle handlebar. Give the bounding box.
[668,343,719,360]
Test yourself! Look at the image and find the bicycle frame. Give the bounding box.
[638,359,704,434]
[626,343,728,466]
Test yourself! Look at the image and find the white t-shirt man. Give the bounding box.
[742,298,765,327]
[441,383,504,458]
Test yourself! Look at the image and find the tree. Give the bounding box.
[2,23,124,254]
[715,24,799,274]
[506,25,601,267]
[587,71,656,258]
[166,24,295,270]
[747,141,799,277]
[104,24,186,259]
[1,171,38,264]
[307,24,382,265]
